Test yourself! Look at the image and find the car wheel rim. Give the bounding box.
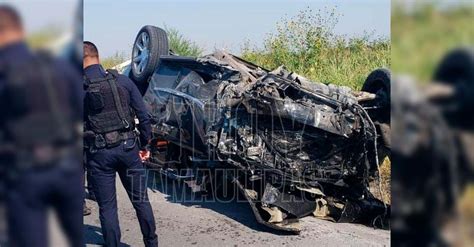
[132,32,150,75]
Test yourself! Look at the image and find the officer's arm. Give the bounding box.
[123,77,151,149]
[67,64,84,120]
[54,60,85,139]
[56,59,84,121]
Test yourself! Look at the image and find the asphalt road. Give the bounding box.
[84,172,390,247]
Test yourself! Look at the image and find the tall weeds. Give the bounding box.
[242,7,390,90]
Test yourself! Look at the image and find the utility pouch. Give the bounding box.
[85,83,104,111]
[104,131,122,148]
[88,92,104,111]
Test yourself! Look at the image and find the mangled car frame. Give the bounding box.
[118,26,391,233]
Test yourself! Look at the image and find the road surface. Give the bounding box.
[84,172,390,247]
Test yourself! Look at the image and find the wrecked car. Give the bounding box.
[118,25,391,233]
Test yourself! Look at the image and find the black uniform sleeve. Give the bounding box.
[121,75,151,149]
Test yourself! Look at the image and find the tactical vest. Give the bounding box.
[84,69,135,136]
[2,52,76,148]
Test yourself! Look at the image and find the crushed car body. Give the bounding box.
[121,26,391,233]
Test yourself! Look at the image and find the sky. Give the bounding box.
[84,0,390,58]
[4,0,390,58]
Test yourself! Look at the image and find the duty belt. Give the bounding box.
[90,131,137,153]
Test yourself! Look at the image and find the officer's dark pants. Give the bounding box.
[7,156,83,247]
[87,140,158,247]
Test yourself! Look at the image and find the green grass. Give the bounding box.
[241,7,390,90]
[391,4,474,82]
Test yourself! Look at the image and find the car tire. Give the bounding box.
[362,68,391,167]
[362,68,391,101]
[362,68,391,124]
[130,25,169,84]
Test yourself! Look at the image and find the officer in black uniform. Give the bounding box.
[0,5,83,247]
[83,41,158,247]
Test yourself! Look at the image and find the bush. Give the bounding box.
[166,27,203,57]
[241,7,390,90]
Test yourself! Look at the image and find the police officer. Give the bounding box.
[83,41,158,247]
[0,5,83,247]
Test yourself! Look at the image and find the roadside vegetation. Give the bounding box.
[392,3,474,82]
[102,51,128,69]
[166,27,203,57]
[104,8,390,88]
[241,7,390,90]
